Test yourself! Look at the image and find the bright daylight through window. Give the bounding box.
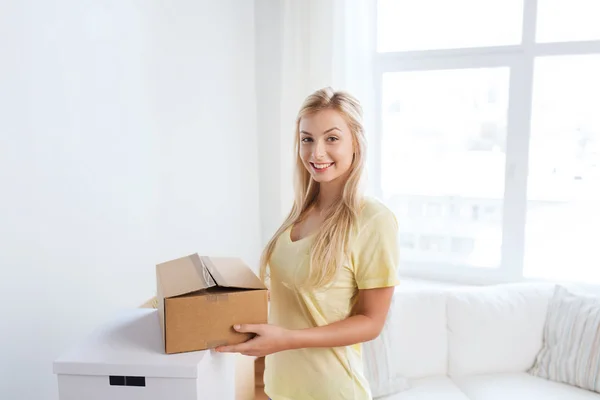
[376,0,600,284]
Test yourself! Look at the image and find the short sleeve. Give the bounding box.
[352,210,401,290]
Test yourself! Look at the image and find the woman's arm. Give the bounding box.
[215,286,394,357]
[291,286,394,348]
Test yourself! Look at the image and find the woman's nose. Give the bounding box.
[313,140,326,159]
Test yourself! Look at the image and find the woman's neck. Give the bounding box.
[315,180,344,212]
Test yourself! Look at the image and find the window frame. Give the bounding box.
[373,0,600,284]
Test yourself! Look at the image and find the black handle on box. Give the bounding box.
[109,376,146,387]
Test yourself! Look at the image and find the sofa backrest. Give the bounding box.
[445,282,555,376]
[363,281,557,385]
[366,287,449,379]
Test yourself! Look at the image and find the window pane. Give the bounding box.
[537,0,600,43]
[382,68,510,268]
[377,0,523,52]
[524,55,600,282]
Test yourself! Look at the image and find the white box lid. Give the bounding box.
[53,308,223,379]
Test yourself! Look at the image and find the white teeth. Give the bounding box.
[313,163,333,169]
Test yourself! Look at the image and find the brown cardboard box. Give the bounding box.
[156,253,268,354]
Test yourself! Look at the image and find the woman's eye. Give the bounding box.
[327,136,339,142]
[301,137,313,143]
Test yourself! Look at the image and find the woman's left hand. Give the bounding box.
[215,324,294,357]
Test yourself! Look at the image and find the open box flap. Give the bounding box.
[200,256,265,290]
[156,253,216,298]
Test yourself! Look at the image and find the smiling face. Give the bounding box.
[298,109,355,184]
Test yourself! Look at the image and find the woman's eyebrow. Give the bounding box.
[300,127,341,135]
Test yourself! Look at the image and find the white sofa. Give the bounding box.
[364,282,600,400]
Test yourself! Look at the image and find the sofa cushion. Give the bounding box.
[377,376,470,400]
[447,283,555,376]
[364,287,447,396]
[453,372,600,400]
[388,287,449,378]
[529,285,600,393]
[363,291,411,397]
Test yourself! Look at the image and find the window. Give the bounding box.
[399,233,417,249]
[524,55,600,283]
[422,202,443,218]
[451,236,476,255]
[536,0,600,43]
[375,0,600,284]
[377,0,524,52]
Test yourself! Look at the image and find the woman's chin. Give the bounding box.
[311,173,337,183]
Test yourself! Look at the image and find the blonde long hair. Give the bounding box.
[259,87,367,290]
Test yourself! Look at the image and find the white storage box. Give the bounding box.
[53,308,235,400]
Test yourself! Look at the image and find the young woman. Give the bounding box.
[217,87,400,399]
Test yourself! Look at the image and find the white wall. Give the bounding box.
[0,1,259,399]
[254,0,333,243]
[255,0,285,244]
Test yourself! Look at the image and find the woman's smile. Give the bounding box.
[310,162,335,173]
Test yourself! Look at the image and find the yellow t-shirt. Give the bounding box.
[264,197,400,400]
